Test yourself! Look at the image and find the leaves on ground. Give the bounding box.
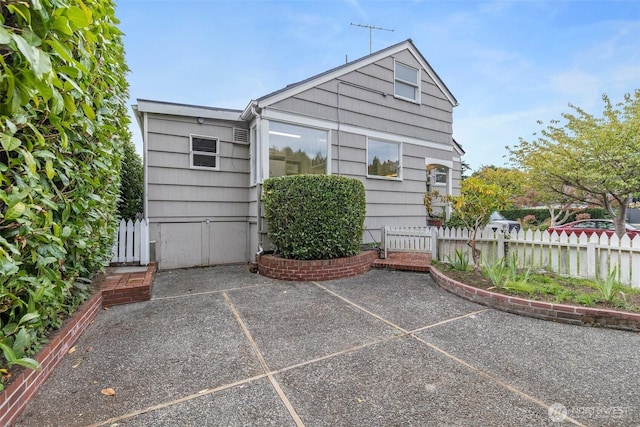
[101,388,116,396]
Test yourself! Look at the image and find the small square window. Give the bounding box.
[190,135,219,170]
[434,167,447,184]
[394,62,420,103]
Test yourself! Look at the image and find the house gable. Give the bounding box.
[248,39,457,111]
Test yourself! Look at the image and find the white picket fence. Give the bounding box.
[382,226,640,288]
[439,228,640,288]
[111,219,149,265]
[381,226,436,259]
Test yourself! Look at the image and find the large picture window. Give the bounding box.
[190,135,219,170]
[268,122,328,177]
[367,139,401,179]
[394,61,420,102]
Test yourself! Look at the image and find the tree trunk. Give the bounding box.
[614,202,629,238]
[468,226,482,276]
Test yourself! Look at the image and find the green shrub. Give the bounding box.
[0,0,130,383]
[118,140,143,220]
[262,175,366,260]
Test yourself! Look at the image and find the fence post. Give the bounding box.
[431,228,438,261]
[496,232,505,260]
[117,219,126,261]
[586,242,597,279]
[140,219,150,266]
[125,219,134,263]
[381,225,387,259]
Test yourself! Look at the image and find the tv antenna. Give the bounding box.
[350,23,394,54]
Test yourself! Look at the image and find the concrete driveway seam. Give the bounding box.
[223,291,305,427]
[405,308,490,334]
[312,281,413,333]
[312,280,588,427]
[86,373,270,427]
[152,282,278,302]
[410,333,587,427]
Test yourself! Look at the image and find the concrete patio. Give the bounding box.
[14,265,640,426]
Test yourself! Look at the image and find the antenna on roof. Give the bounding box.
[350,23,394,54]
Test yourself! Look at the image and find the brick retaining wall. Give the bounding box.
[429,266,640,332]
[0,263,156,426]
[258,250,379,281]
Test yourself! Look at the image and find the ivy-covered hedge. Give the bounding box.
[0,0,129,379]
[262,175,366,260]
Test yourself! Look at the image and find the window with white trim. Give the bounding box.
[268,121,328,177]
[190,135,219,170]
[394,61,420,102]
[367,139,401,179]
[434,167,447,185]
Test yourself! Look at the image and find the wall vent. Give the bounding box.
[233,128,249,144]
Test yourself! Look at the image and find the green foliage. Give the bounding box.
[262,175,366,260]
[482,253,530,290]
[593,267,625,303]
[443,177,509,274]
[445,249,471,271]
[0,0,130,378]
[482,258,509,288]
[118,140,143,220]
[500,208,607,225]
[470,166,527,208]
[509,90,640,237]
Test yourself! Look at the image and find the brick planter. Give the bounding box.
[429,266,640,332]
[258,250,379,281]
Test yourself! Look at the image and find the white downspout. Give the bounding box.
[252,106,264,258]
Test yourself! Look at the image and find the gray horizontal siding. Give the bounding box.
[147,150,249,172]
[148,166,248,188]
[147,115,247,141]
[146,113,249,223]
[148,200,248,219]
[269,47,454,144]
[148,185,249,203]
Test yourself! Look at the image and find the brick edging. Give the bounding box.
[429,266,640,332]
[258,250,379,281]
[0,289,102,427]
[0,263,157,426]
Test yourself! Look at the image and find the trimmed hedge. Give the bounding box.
[0,0,130,378]
[262,175,366,260]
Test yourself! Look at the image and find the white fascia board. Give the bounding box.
[262,108,452,152]
[406,45,458,107]
[132,104,144,134]
[135,99,243,122]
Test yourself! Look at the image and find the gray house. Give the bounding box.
[133,39,463,270]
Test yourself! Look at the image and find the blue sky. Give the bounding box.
[116,0,640,172]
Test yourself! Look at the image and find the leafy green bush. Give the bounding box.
[0,0,130,382]
[118,140,143,220]
[262,175,366,260]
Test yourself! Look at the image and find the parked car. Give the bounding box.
[548,219,640,237]
[486,211,521,233]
